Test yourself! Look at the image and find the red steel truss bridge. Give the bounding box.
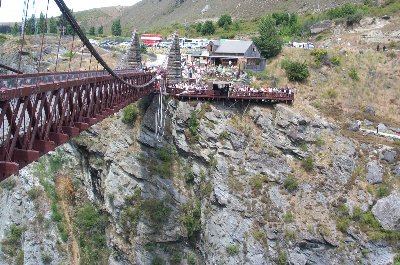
[0,0,294,180]
[0,0,158,180]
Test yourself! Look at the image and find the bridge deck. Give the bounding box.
[164,88,294,103]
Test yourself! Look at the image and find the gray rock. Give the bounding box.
[377,123,387,132]
[364,105,376,115]
[310,20,333,34]
[372,193,400,230]
[381,150,397,163]
[363,119,373,126]
[366,160,383,184]
[348,121,360,131]
[394,164,400,177]
[289,250,307,265]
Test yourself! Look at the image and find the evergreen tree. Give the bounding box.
[253,16,283,59]
[38,12,47,34]
[11,22,19,36]
[98,25,104,35]
[25,14,36,35]
[111,19,122,36]
[89,26,95,36]
[217,14,232,30]
[59,9,75,35]
[195,22,202,33]
[49,17,58,34]
[201,21,215,35]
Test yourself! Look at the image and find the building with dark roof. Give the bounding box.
[207,39,266,71]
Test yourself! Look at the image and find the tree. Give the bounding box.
[48,17,58,34]
[111,19,122,36]
[11,22,19,36]
[195,22,202,33]
[89,26,95,36]
[201,21,215,35]
[253,16,283,59]
[59,9,75,35]
[217,14,232,30]
[38,12,47,34]
[97,25,103,35]
[25,14,36,35]
[281,60,310,82]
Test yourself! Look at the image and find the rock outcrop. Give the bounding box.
[372,193,400,230]
[0,97,398,265]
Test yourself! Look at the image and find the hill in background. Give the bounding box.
[74,0,363,35]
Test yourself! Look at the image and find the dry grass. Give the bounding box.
[265,47,400,126]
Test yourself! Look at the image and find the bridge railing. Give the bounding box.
[0,71,156,180]
[0,69,143,90]
[166,87,294,101]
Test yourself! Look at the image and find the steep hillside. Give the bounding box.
[74,0,362,33]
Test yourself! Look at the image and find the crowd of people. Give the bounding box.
[168,81,294,98]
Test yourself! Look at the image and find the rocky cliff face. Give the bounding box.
[0,96,399,264]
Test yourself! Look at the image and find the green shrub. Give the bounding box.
[283,211,294,223]
[331,56,341,66]
[187,255,197,265]
[226,244,240,255]
[0,179,16,191]
[181,200,201,239]
[184,164,195,184]
[142,199,171,228]
[63,51,76,60]
[0,34,8,45]
[281,60,310,82]
[120,206,141,234]
[219,130,230,142]
[152,256,165,265]
[327,4,358,19]
[1,224,25,257]
[42,253,53,264]
[315,136,325,147]
[277,249,288,265]
[326,89,338,99]
[336,216,350,233]
[27,187,42,200]
[170,253,182,265]
[352,206,363,221]
[15,250,24,265]
[394,254,400,265]
[284,175,299,192]
[74,204,109,264]
[302,155,314,171]
[360,211,381,230]
[250,175,267,191]
[122,104,139,124]
[349,67,360,81]
[311,48,328,65]
[377,184,389,198]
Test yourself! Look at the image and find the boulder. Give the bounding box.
[394,164,400,177]
[366,160,383,184]
[377,123,387,132]
[372,193,400,230]
[381,150,397,163]
[310,20,333,34]
[348,121,360,131]
[289,251,307,265]
[364,105,376,115]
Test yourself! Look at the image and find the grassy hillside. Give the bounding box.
[74,0,364,35]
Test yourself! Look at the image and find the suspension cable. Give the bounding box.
[18,0,31,72]
[67,33,76,74]
[0,63,23,74]
[36,0,50,86]
[53,0,154,89]
[54,27,63,72]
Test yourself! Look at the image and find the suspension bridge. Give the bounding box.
[0,0,294,181]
